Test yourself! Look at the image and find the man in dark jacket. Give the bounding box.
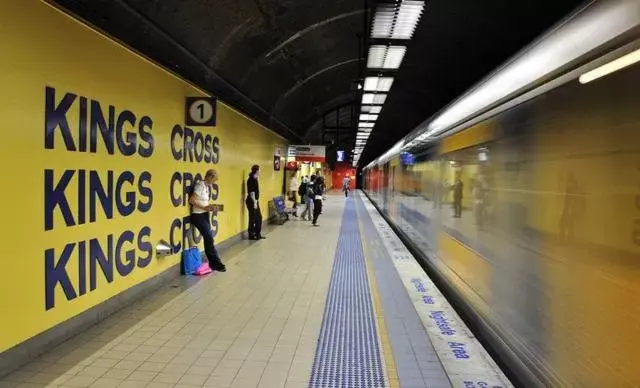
[312,176,325,226]
[246,165,265,240]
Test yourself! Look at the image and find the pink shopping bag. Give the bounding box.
[194,262,212,276]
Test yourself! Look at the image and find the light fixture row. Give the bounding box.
[354,0,426,167]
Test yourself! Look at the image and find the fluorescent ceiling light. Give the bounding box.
[359,122,375,128]
[580,47,640,84]
[371,1,424,40]
[371,3,395,39]
[421,0,640,138]
[367,46,387,68]
[373,94,387,104]
[383,46,406,69]
[367,45,406,70]
[393,1,425,39]
[364,77,378,91]
[359,114,379,121]
[361,105,383,114]
[362,93,375,104]
[364,76,395,92]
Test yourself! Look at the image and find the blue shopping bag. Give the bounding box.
[181,247,202,275]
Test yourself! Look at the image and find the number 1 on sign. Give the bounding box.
[197,103,205,120]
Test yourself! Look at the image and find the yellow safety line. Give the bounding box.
[357,199,400,388]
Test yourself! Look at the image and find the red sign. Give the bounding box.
[286,161,299,170]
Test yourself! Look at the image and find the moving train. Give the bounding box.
[362,0,640,386]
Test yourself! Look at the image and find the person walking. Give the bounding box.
[312,176,325,226]
[289,174,298,209]
[301,175,316,221]
[189,169,226,272]
[246,165,265,240]
[343,176,351,197]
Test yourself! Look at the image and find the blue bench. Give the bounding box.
[270,196,289,225]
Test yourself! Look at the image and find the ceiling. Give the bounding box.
[52,0,586,165]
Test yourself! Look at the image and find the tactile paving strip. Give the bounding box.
[308,199,387,388]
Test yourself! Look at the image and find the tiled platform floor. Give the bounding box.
[0,193,454,388]
[0,198,344,388]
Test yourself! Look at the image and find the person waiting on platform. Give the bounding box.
[343,176,351,197]
[246,164,265,240]
[312,176,325,226]
[289,173,298,211]
[189,169,226,272]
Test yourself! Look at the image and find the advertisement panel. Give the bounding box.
[0,0,285,352]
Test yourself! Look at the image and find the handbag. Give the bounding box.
[181,247,202,275]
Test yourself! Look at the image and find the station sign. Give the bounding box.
[185,96,217,127]
[288,145,326,162]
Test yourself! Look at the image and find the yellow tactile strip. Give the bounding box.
[358,204,400,388]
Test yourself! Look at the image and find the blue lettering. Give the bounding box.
[194,131,204,162]
[211,208,219,238]
[138,116,154,157]
[170,172,182,207]
[44,169,75,230]
[116,110,137,156]
[78,169,86,225]
[89,235,113,291]
[429,311,456,336]
[115,230,135,276]
[46,227,153,310]
[78,96,87,152]
[203,135,212,163]
[89,170,114,222]
[422,295,434,304]
[89,100,115,154]
[137,226,153,268]
[115,171,135,216]
[45,243,77,310]
[137,171,153,213]
[45,87,76,151]
[170,218,182,254]
[184,127,194,162]
[212,136,220,163]
[210,183,219,201]
[171,124,183,161]
[78,241,86,296]
[447,341,470,359]
[410,278,426,293]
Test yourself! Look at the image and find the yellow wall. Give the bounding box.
[0,0,286,352]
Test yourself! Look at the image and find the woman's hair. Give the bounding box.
[205,169,217,179]
[251,164,260,173]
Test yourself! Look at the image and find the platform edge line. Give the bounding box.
[356,195,399,388]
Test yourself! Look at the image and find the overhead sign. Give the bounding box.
[288,145,326,162]
[185,96,217,127]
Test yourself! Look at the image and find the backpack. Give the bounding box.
[307,182,316,198]
[298,182,307,197]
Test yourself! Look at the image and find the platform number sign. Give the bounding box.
[185,96,217,127]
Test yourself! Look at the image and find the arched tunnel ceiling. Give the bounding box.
[52,0,586,164]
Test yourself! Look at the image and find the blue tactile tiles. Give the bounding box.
[308,199,387,388]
